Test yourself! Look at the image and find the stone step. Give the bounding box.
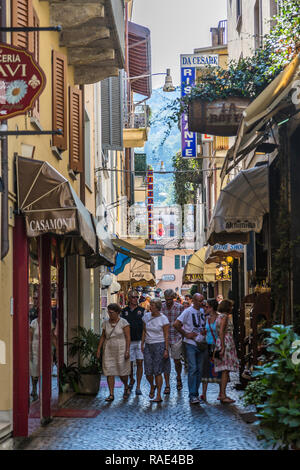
[0,422,12,442]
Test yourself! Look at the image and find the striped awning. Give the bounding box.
[207,165,269,245]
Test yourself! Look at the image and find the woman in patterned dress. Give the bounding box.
[97,303,131,402]
[214,299,239,404]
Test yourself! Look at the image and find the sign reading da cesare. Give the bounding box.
[0,43,46,120]
[180,54,218,158]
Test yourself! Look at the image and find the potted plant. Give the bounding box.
[68,326,102,395]
[59,362,81,394]
[251,325,300,450]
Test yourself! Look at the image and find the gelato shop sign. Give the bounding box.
[0,43,46,120]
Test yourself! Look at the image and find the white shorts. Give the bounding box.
[130,341,144,362]
[169,340,183,360]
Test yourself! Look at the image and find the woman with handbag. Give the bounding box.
[214,299,239,404]
[96,303,131,402]
[200,299,222,402]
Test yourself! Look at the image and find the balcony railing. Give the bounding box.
[125,104,150,129]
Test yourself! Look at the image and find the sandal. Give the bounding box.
[176,378,183,391]
[164,386,171,395]
[105,395,114,402]
[149,385,157,399]
[128,380,135,390]
[220,397,235,404]
[123,387,130,399]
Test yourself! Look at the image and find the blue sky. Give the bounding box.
[132,0,227,89]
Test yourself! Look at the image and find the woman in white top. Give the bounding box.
[141,299,170,402]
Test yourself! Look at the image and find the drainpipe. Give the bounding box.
[1,0,8,260]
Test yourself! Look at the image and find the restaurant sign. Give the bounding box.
[0,43,46,120]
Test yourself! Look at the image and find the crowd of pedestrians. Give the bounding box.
[96,288,239,405]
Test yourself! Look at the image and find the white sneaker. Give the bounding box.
[190,396,200,404]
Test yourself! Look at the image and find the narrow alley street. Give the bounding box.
[14,373,262,451]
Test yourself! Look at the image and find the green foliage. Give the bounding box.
[68,326,102,375]
[172,152,203,207]
[59,362,81,393]
[243,380,268,407]
[252,325,300,449]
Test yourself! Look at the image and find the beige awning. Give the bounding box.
[117,258,156,287]
[17,156,96,257]
[221,54,300,179]
[182,248,217,284]
[112,238,152,264]
[207,166,269,245]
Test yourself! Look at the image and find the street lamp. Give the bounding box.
[126,68,176,92]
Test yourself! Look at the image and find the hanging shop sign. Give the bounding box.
[0,43,46,120]
[147,167,154,240]
[180,54,219,158]
[188,97,250,137]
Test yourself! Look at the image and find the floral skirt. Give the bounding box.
[202,348,222,383]
[214,333,239,372]
[144,342,171,376]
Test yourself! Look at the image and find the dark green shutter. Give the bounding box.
[175,255,180,270]
[158,256,162,270]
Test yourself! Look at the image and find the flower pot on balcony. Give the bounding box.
[188,97,251,136]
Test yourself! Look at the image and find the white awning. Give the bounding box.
[207,166,269,245]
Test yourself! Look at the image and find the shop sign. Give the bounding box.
[161,274,175,281]
[0,43,46,120]
[185,273,204,282]
[188,97,250,137]
[180,54,219,158]
[26,214,77,237]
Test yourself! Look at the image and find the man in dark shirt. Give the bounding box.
[121,290,145,395]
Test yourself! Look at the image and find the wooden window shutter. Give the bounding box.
[11,0,34,52]
[69,87,83,173]
[101,72,123,151]
[31,9,40,118]
[52,51,68,150]
[175,255,180,270]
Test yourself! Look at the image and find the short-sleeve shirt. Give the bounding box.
[121,305,145,341]
[143,312,169,344]
[161,301,184,344]
[177,306,206,346]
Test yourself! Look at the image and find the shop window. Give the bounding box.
[69,86,83,172]
[52,50,68,151]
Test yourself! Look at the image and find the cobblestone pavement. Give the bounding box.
[13,370,262,451]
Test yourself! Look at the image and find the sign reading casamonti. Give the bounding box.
[27,216,77,236]
[0,43,46,120]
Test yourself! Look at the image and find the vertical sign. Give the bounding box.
[147,167,154,241]
[181,66,196,158]
[180,54,219,158]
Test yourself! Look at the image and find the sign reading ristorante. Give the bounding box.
[0,43,46,120]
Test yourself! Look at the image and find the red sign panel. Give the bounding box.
[0,43,46,120]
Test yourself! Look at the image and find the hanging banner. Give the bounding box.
[180,54,219,158]
[0,43,46,120]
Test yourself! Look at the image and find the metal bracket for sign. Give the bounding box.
[0,129,62,136]
[0,26,62,33]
